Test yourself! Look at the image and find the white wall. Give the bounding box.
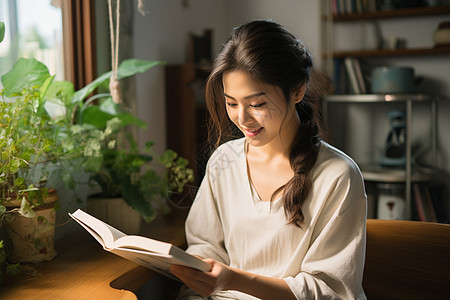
[133,0,228,155]
[132,0,322,154]
[225,0,322,60]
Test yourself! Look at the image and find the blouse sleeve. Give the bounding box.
[184,158,230,265]
[284,161,367,300]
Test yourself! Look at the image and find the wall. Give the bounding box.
[133,0,228,155]
[226,0,322,59]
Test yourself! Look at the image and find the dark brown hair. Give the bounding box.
[205,20,329,227]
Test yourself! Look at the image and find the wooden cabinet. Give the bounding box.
[165,63,210,184]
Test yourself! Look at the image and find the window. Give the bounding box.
[0,0,64,82]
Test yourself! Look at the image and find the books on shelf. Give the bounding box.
[332,0,377,15]
[69,209,211,279]
[343,57,367,94]
[412,183,448,223]
[331,0,438,16]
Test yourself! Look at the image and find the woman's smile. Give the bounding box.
[243,127,264,137]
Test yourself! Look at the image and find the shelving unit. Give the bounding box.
[320,2,450,78]
[323,93,446,219]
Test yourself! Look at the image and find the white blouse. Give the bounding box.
[184,138,367,299]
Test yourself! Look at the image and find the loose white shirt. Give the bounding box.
[184,138,367,299]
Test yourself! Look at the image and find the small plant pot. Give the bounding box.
[86,196,142,234]
[3,193,58,263]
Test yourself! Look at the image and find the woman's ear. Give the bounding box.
[292,84,306,104]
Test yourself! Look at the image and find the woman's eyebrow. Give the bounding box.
[223,92,266,100]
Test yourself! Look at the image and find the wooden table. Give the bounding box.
[0,209,188,299]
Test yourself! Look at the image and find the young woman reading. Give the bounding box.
[170,20,367,300]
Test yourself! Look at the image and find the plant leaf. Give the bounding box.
[122,176,157,222]
[1,58,51,97]
[72,71,113,104]
[81,106,116,129]
[46,80,75,106]
[39,75,55,101]
[18,197,36,218]
[0,22,5,43]
[116,59,163,79]
[71,59,163,104]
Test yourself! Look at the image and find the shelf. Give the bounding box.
[361,165,445,183]
[329,46,450,58]
[332,5,450,22]
[323,93,445,103]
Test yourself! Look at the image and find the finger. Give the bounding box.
[182,280,213,297]
[170,265,216,296]
[172,264,215,286]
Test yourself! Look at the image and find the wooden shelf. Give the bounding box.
[326,46,450,58]
[361,165,446,183]
[333,5,450,22]
[323,93,446,103]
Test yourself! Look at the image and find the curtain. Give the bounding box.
[59,0,97,90]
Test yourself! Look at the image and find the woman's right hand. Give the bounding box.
[170,259,233,297]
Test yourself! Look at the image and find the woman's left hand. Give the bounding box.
[170,259,233,297]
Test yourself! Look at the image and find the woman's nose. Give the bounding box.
[238,107,254,126]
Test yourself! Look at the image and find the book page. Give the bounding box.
[113,235,172,254]
[70,209,127,248]
[110,248,179,280]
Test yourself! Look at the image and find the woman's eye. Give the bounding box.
[250,103,266,108]
[226,102,237,107]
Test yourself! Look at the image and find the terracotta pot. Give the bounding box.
[3,192,58,263]
[86,196,142,234]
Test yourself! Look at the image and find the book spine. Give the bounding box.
[352,58,367,94]
[413,183,427,222]
[422,184,438,222]
[344,57,361,94]
[429,184,449,223]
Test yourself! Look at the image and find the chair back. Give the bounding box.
[363,219,450,300]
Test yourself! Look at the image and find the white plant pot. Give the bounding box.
[3,193,58,263]
[86,196,142,234]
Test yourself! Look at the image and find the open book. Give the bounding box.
[69,209,211,278]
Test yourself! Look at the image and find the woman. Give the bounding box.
[170,20,367,300]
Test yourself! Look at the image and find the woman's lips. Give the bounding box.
[244,127,263,137]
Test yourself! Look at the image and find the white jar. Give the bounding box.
[377,183,406,220]
[433,21,450,47]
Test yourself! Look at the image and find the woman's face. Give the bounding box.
[223,70,301,149]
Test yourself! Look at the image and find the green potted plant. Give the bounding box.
[70,59,195,232]
[0,56,75,278]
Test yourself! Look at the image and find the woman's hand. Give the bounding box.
[170,259,232,297]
